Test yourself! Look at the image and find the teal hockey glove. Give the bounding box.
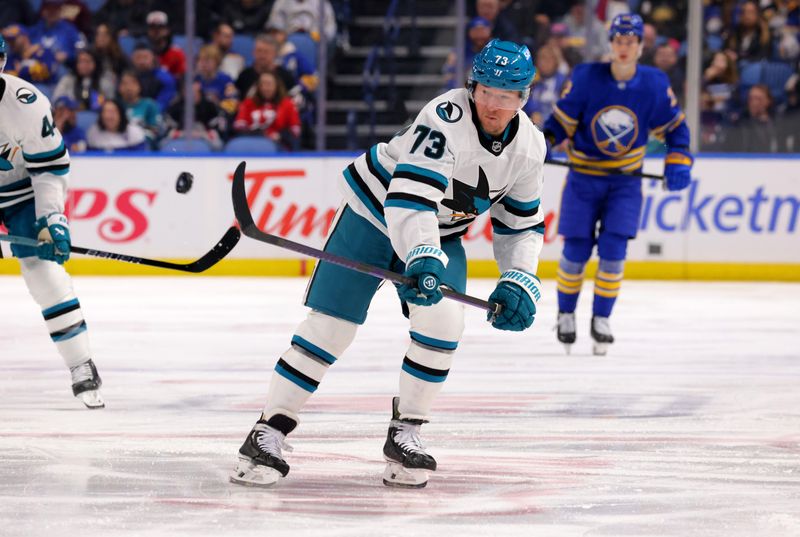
[487,270,541,331]
[35,213,71,264]
[397,245,448,306]
[664,148,693,191]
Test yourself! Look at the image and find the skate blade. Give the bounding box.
[229,457,282,488]
[592,342,610,356]
[77,390,105,409]
[382,461,428,488]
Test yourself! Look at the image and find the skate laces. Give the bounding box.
[253,424,293,455]
[392,420,427,454]
[593,316,612,336]
[70,361,94,383]
[556,312,575,333]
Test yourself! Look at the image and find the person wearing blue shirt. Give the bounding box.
[53,96,87,153]
[543,14,693,356]
[27,0,83,64]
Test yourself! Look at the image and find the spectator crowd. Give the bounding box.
[2,0,800,153]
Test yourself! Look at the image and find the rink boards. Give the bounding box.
[0,154,797,280]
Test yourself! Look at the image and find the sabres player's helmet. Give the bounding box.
[0,35,6,73]
[469,39,535,107]
[608,13,644,41]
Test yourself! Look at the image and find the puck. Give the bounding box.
[176,172,194,194]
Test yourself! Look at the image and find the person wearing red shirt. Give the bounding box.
[233,71,301,150]
[145,10,185,80]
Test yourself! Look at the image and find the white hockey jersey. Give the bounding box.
[0,73,69,218]
[340,88,547,274]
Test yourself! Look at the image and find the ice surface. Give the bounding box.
[1,276,799,537]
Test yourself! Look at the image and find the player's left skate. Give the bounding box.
[590,316,614,356]
[70,359,104,409]
[230,419,293,488]
[382,396,437,488]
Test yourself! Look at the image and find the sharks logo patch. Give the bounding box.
[16,87,37,104]
[435,101,463,123]
[442,166,505,220]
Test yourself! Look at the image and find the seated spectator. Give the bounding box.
[236,34,295,97]
[723,84,781,152]
[93,0,154,38]
[0,0,36,29]
[545,22,581,74]
[145,11,186,80]
[639,23,660,66]
[653,41,685,103]
[558,2,608,61]
[93,23,130,84]
[442,17,493,91]
[45,0,93,36]
[475,0,518,42]
[87,99,148,152]
[196,44,239,116]
[212,22,246,79]
[53,96,87,153]
[1,25,58,84]
[130,41,177,113]
[117,70,163,147]
[163,81,225,151]
[267,0,337,43]
[27,0,84,65]
[233,71,300,150]
[53,48,114,111]
[266,24,318,99]
[220,0,274,35]
[726,1,772,62]
[703,50,739,115]
[523,44,567,127]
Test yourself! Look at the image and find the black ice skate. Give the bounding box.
[230,419,293,487]
[382,396,437,488]
[590,316,615,356]
[556,312,577,354]
[70,359,104,409]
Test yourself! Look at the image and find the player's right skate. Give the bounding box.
[382,396,437,488]
[230,419,292,487]
[556,312,577,354]
[70,359,104,409]
[591,316,614,356]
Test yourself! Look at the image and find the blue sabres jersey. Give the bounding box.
[545,63,689,175]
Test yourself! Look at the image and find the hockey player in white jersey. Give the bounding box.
[230,39,546,488]
[0,36,104,409]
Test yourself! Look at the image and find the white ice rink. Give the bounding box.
[0,276,799,537]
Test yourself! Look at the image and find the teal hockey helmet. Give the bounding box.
[470,39,535,93]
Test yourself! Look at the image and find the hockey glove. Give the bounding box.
[487,270,542,331]
[35,213,71,264]
[664,148,693,191]
[397,245,448,307]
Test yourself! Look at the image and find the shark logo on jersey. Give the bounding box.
[442,166,504,220]
[435,101,463,123]
[15,87,37,104]
[591,105,638,157]
[0,143,15,171]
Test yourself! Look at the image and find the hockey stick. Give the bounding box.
[230,161,499,313]
[545,158,665,180]
[0,227,241,273]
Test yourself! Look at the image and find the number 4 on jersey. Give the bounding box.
[41,115,56,137]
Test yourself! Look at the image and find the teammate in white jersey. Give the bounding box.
[0,36,104,409]
[230,39,546,488]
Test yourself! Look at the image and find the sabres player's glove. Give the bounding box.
[35,213,71,264]
[487,269,542,331]
[664,148,693,191]
[397,245,448,307]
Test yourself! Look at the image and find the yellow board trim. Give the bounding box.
[1,258,799,281]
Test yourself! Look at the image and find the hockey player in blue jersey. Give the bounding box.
[543,14,693,355]
[0,36,104,408]
[230,39,547,489]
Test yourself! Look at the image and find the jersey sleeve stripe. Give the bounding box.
[366,145,391,188]
[28,163,70,175]
[23,141,66,163]
[393,164,448,190]
[385,192,438,212]
[343,165,387,226]
[392,170,448,193]
[500,197,540,217]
